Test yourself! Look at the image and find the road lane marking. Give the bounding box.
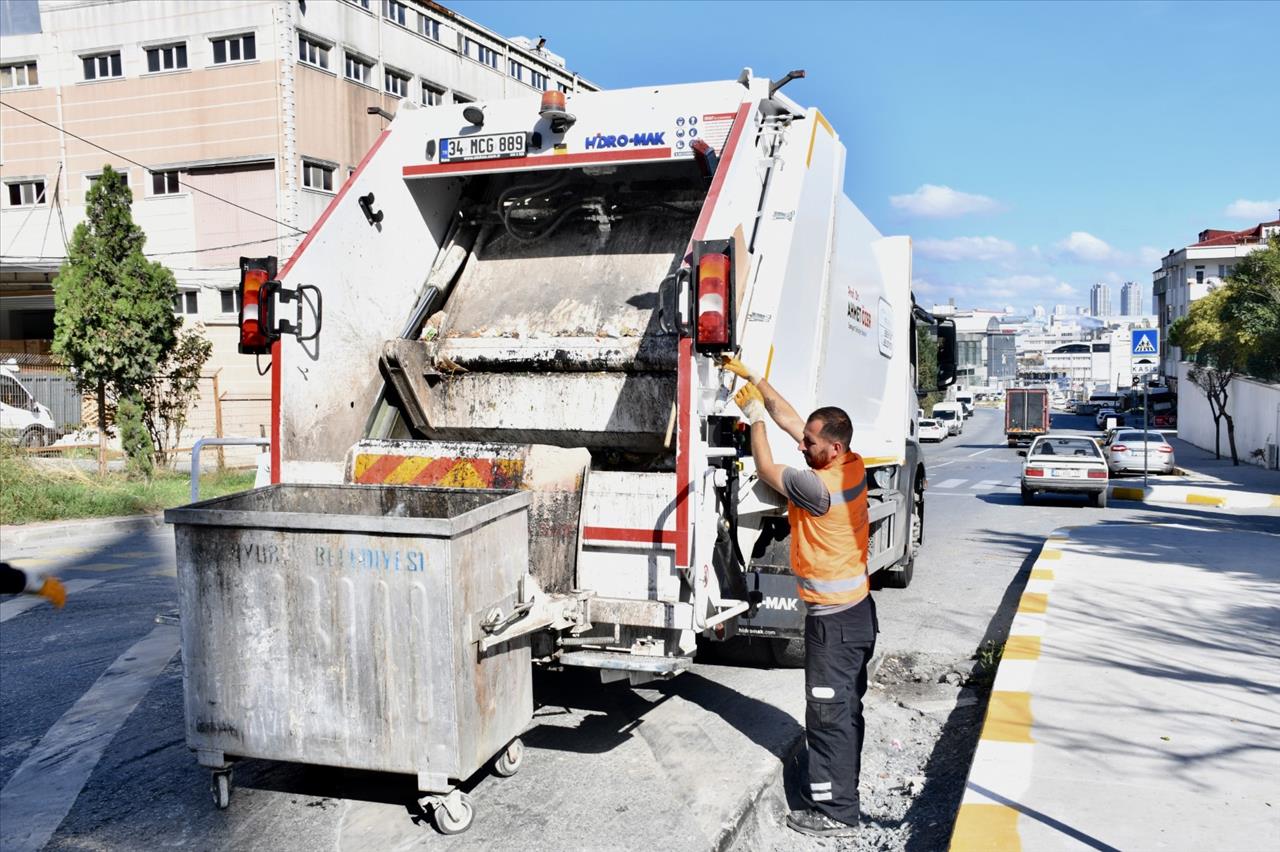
[937,478,966,489]
[968,448,993,457]
[0,625,180,852]
[0,580,103,623]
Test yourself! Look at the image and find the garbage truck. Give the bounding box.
[166,70,955,832]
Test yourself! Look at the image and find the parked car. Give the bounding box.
[0,366,57,448]
[933,407,962,436]
[1103,429,1177,475]
[918,418,948,443]
[1095,407,1124,430]
[1020,434,1109,508]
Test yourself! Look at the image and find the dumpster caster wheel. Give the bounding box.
[432,791,474,835]
[493,738,524,777]
[211,769,232,810]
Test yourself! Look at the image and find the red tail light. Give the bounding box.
[1087,470,1107,479]
[238,256,278,355]
[1025,467,1045,477]
[1110,445,1128,452]
[696,252,731,350]
[1157,445,1173,453]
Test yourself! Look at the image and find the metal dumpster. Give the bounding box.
[164,484,533,834]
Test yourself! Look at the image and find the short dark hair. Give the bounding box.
[808,406,852,447]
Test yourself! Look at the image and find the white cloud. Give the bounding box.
[889,184,1000,218]
[916,236,1016,262]
[1224,198,1280,220]
[1052,282,1077,297]
[1055,231,1117,263]
[1138,246,1163,266]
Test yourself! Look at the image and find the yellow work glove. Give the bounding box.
[720,355,762,385]
[734,383,767,425]
[39,577,67,609]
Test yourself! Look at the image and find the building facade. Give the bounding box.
[1089,282,1111,318]
[1119,281,1144,316]
[1151,215,1278,383]
[0,0,596,446]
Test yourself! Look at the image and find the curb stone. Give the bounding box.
[1108,482,1280,510]
[0,513,166,549]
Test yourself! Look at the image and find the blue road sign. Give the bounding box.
[1131,328,1159,357]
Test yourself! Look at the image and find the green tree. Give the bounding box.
[916,324,943,413]
[140,323,213,468]
[52,165,179,475]
[1170,286,1248,464]
[1222,234,1280,382]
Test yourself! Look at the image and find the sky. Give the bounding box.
[453,0,1279,315]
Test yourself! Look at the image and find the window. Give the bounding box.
[212,33,256,65]
[421,81,444,106]
[151,170,180,195]
[384,68,408,98]
[1,61,38,89]
[219,288,241,314]
[173,291,199,315]
[453,92,473,104]
[344,52,373,85]
[82,52,122,81]
[1194,265,1204,284]
[146,43,187,73]
[346,0,371,8]
[0,375,31,408]
[6,180,46,206]
[383,0,407,26]
[419,15,440,41]
[1217,264,1226,279]
[464,38,498,68]
[86,169,129,191]
[298,34,329,69]
[508,60,524,81]
[302,160,334,192]
[529,70,548,91]
[557,82,571,93]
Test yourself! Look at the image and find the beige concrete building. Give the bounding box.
[0,0,595,451]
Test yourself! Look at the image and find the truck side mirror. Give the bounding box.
[935,320,957,390]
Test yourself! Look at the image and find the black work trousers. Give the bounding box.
[803,595,877,826]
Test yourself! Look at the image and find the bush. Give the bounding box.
[117,393,154,479]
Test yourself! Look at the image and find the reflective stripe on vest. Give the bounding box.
[788,451,870,607]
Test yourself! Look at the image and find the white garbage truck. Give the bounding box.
[171,70,955,830]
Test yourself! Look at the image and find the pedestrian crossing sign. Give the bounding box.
[1131,329,1159,356]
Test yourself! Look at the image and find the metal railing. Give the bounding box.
[190,437,270,503]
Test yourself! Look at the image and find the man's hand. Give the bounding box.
[720,355,762,385]
[734,383,767,425]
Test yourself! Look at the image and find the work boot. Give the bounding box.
[786,808,859,838]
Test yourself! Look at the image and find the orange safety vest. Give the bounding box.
[788,451,870,607]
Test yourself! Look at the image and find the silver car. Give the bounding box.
[1104,429,1177,475]
[1021,435,1110,508]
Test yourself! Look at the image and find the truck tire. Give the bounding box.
[770,637,806,668]
[879,479,921,590]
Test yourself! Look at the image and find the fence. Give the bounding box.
[1176,361,1280,468]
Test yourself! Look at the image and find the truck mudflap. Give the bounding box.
[346,439,588,595]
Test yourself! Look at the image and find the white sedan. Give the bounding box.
[1020,434,1110,508]
[918,418,948,442]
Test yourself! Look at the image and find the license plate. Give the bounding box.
[440,132,527,163]
[1051,468,1083,478]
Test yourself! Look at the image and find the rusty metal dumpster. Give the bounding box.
[164,484,533,834]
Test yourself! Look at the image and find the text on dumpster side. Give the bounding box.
[235,542,430,573]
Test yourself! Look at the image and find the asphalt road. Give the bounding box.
[1,407,1240,850]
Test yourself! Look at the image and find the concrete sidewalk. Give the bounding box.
[951,519,1280,850]
[1108,435,1280,510]
[0,513,165,548]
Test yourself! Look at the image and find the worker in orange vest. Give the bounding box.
[725,356,875,839]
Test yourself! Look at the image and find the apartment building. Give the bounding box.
[1088,282,1110,318]
[0,0,595,446]
[1152,214,1279,383]
[1119,281,1144,316]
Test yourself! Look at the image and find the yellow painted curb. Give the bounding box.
[1003,636,1041,660]
[1029,568,1054,580]
[1017,592,1048,614]
[982,691,1035,743]
[1038,549,1062,560]
[1272,495,1280,508]
[1112,486,1145,501]
[1186,493,1226,507]
[951,803,1021,851]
